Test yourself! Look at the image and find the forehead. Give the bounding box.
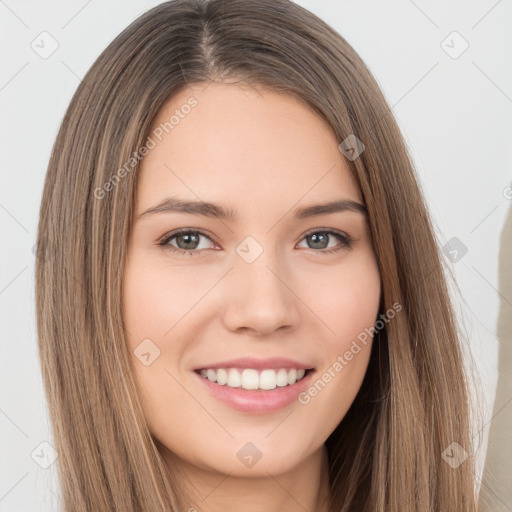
[136,82,362,215]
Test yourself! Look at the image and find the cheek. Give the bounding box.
[122,256,215,347]
[295,251,380,429]
[122,255,221,443]
[305,250,381,343]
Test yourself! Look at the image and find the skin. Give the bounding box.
[122,81,381,512]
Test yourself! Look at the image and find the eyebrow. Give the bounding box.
[138,196,368,221]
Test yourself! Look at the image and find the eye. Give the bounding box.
[157,228,353,256]
[157,229,216,255]
[297,229,353,254]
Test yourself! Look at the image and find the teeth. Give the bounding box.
[227,368,241,387]
[216,368,228,385]
[287,368,297,385]
[276,368,289,387]
[260,369,277,390]
[241,369,259,390]
[198,367,308,390]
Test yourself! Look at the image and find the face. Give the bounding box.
[122,81,381,480]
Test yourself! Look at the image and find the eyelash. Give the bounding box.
[156,228,354,256]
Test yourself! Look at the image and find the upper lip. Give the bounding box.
[193,357,314,371]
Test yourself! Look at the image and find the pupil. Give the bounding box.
[309,233,328,249]
[178,233,199,250]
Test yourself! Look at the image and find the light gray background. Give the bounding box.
[1,0,511,510]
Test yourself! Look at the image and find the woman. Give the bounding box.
[35,0,480,510]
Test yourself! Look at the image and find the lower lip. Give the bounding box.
[193,369,316,414]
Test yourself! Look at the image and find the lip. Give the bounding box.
[193,356,313,371]
[193,367,316,414]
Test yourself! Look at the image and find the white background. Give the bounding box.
[0,0,510,510]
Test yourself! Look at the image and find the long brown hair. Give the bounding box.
[35,0,480,510]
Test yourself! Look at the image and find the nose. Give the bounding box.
[221,253,301,337]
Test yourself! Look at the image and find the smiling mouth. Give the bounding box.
[195,367,314,391]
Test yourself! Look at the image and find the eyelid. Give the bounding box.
[157,227,219,247]
[299,226,350,242]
